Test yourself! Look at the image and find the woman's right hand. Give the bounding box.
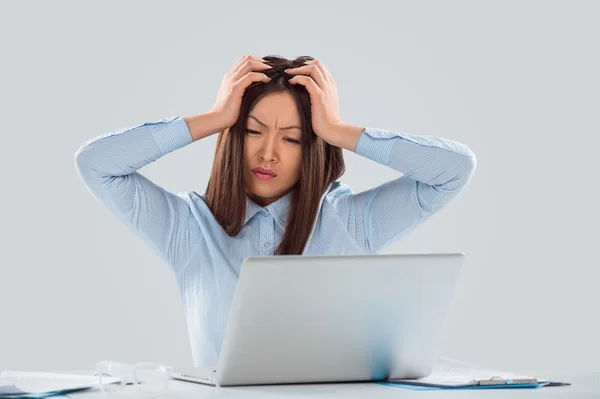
[209,55,272,129]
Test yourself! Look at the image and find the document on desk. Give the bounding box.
[382,357,570,389]
[0,370,121,396]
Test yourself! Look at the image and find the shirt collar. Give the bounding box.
[244,183,333,230]
[244,189,293,229]
[243,182,334,229]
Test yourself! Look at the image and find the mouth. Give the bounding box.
[252,170,276,180]
[252,167,277,178]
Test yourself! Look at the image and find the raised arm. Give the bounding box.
[281,59,476,254]
[327,123,477,254]
[74,113,224,275]
[74,55,276,274]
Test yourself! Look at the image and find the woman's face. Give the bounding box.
[243,91,303,207]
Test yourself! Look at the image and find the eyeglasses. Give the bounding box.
[95,360,173,395]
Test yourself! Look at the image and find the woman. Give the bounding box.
[74,54,477,367]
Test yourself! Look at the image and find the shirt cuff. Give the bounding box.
[147,116,194,156]
[355,127,400,165]
[355,126,475,167]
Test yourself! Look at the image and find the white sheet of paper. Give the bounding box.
[0,371,121,395]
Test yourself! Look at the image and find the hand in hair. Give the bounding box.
[285,59,344,141]
[209,55,273,129]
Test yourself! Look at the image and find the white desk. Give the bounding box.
[60,369,597,398]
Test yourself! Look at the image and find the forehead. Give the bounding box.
[248,92,300,123]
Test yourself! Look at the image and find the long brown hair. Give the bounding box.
[204,55,346,255]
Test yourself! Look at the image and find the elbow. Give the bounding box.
[449,153,477,191]
[74,146,93,186]
[464,149,477,183]
[455,143,477,184]
[74,144,105,183]
[464,152,477,180]
[438,151,477,190]
[74,144,91,173]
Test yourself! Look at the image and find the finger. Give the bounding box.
[289,75,320,97]
[231,55,266,75]
[234,71,271,91]
[285,64,327,89]
[231,55,263,75]
[311,59,336,86]
[231,55,249,74]
[232,55,246,69]
[234,54,263,68]
[232,59,272,81]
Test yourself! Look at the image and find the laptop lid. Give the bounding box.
[215,253,466,386]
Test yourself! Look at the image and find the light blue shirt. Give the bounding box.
[74,115,477,367]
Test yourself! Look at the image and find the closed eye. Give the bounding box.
[245,129,300,144]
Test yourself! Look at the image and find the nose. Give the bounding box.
[259,137,277,161]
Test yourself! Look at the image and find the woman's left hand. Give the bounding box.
[285,60,344,142]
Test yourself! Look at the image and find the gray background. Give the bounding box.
[1,1,598,374]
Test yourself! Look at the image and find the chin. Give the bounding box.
[247,185,280,198]
[245,179,286,197]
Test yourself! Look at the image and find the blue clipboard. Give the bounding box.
[377,380,553,390]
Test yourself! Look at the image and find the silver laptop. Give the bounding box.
[171,253,466,387]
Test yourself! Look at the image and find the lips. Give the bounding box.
[252,167,276,177]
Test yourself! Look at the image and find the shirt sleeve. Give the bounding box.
[74,116,202,276]
[330,127,477,254]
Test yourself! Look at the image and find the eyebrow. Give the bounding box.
[248,115,301,131]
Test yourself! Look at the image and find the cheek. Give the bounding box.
[243,140,258,161]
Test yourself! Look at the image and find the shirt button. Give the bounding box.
[264,242,270,247]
